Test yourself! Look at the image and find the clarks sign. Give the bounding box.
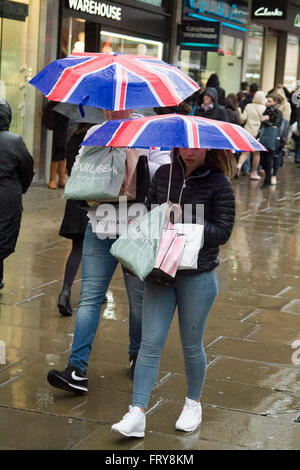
[251,0,287,20]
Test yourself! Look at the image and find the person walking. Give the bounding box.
[224,94,242,125]
[42,100,70,190]
[260,94,283,188]
[0,99,34,289]
[57,123,93,317]
[112,147,236,437]
[47,109,171,389]
[236,90,266,180]
[206,73,226,106]
[195,87,228,122]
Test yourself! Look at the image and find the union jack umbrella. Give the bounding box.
[81,114,267,152]
[29,52,200,111]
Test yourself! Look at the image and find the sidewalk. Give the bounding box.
[0,158,300,450]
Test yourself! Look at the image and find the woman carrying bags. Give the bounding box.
[112,147,236,437]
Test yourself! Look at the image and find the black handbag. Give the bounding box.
[258,126,279,151]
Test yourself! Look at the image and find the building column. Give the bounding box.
[274,30,288,86]
[168,0,182,65]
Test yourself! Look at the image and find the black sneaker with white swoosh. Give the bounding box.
[47,364,88,394]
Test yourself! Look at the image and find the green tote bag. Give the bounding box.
[110,202,170,282]
[63,146,126,201]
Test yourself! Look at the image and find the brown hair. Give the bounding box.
[174,148,237,179]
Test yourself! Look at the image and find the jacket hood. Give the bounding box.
[252,91,266,105]
[0,98,12,131]
[204,87,218,103]
[206,74,220,88]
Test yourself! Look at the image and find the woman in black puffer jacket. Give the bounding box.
[112,148,236,438]
[0,99,34,289]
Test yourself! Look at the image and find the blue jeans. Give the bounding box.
[132,270,218,409]
[69,224,144,372]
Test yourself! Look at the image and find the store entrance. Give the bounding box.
[60,16,163,58]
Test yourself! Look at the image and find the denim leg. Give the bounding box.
[295,143,300,163]
[68,225,118,372]
[132,282,177,409]
[272,155,281,176]
[176,271,218,401]
[242,156,251,173]
[122,269,144,356]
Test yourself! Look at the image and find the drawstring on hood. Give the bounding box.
[0,98,12,131]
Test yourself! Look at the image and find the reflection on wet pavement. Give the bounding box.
[0,159,299,449]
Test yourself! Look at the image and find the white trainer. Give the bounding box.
[175,397,202,432]
[111,406,146,438]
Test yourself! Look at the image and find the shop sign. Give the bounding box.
[178,20,220,51]
[251,0,287,20]
[0,0,28,21]
[67,0,122,21]
[184,0,248,25]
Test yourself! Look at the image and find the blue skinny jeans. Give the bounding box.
[69,224,144,372]
[132,270,218,409]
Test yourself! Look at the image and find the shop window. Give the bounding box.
[284,35,299,92]
[100,31,163,59]
[136,0,163,6]
[179,35,243,95]
[245,24,264,86]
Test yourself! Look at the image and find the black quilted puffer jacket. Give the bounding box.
[146,154,235,274]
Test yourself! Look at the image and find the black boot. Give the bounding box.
[58,288,72,316]
[0,280,4,290]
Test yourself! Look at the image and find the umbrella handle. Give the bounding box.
[79,95,89,118]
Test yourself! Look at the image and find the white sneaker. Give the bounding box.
[271,175,277,185]
[111,406,145,438]
[175,397,202,432]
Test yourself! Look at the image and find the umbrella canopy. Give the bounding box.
[81,114,267,152]
[29,52,200,111]
[53,102,105,124]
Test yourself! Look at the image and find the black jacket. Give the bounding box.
[262,106,282,128]
[195,87,228,122]
[0,99,34,259]
[146,155,235,274]
[206,74,226,106]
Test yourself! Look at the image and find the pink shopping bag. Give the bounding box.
[154,223,186,278]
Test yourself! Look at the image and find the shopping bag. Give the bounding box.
[257,127,279,152]
[174,223,204,270]
[63,146,126,201]
[146,222,186,286]
[110,202,170,281]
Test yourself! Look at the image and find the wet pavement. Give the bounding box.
[0,156,300,450]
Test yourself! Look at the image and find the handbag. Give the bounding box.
[63,147,139,205]
[145,221,186,286]
[110,202,170,281]
[174,223,204,270]
[257,126,279,152]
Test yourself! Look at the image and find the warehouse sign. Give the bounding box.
[67,0,122,21]
[178,20,220,51]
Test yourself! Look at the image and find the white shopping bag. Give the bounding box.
[174,224,204,270]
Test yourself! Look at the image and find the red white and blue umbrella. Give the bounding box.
[29,52,200,111]
[81,114,267,152]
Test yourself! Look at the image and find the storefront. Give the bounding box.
[178,0,249,94]
[246,1,300,93]
[0,0,172,183]
[60,0,170,60]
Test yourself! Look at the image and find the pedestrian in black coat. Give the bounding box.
[225,94,242,125]
[206,73,226,106]
[195,87,228,122]
[0,99,34,288]
[57,123,92,316]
